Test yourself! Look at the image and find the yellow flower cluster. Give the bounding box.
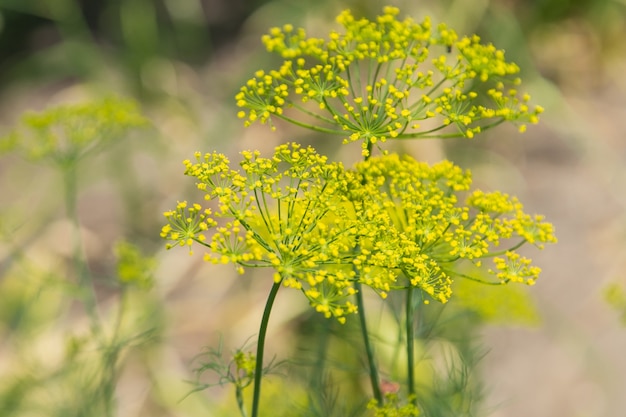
[161,201,216,255]
[367,393,419,417]
[350,154,556,299]
[490,252,542,285]
[162,143,364,322]
[0,97,148,162]
[233,350,256,386]
[236,7,543,156]
[162,144,556,320]
[114,241,155,289]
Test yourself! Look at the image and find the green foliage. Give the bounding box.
[0,255,161,417]
[0,97,160,417]
[0,262,64,337]
[190,341,258,392]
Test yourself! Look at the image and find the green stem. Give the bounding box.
[354,280,383,403]
[353,147,382,403]
[236,386,249,417]
[274,113,346,135]
[476,239,527,258]
[63,160,115,414]
[62,161,100,333]
[100,289,129,417]
[250,280,282,417]
[312,315,331,386]
[406,286,417,405]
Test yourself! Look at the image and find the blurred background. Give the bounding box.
[1,0,626,416]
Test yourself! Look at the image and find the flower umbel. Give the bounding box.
[162,144,556,314]
[236,7,543,156]
[162,143,368,322]
[367,393,420,417]
[161,201,216,254]
[114,241,155,289]
[0,97,148,163]
[350,154,556,302]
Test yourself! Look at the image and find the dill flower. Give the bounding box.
[162,143,368,322]
[161,201,216,254]
[162,144,556,316]
[0,97,148,163]
[114,241,155,289]
[367,393,420,417]
[236,7,543,156]
[349,153,556,302]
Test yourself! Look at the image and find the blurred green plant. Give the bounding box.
[0,97,147,162]
[604,282,626,325]
[0,98,160,416]
[185,338,282,417]
[162,6,556,417]
[0,246,161,417]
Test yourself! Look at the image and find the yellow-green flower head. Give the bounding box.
[236,7,543,156]
[367,391,419,417]
[162,144,556,316]
[162,143,370,322]
[604,283,626,325]
[0,97,148,163]
[114,241,155,289]
[350,153,556,301]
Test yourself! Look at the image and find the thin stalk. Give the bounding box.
[354,146,382,403]
[99,289,129,417]
[62,161,101,334]
[354,280,382,403]
[312,316,331,386]
[63,160,117,414]
[274,113,346,135]
[236,386,249,417]
[406,285,417,405]
[250,280,282,417]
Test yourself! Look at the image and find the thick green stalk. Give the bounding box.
[355,280,383,403]
[250,280,282,417]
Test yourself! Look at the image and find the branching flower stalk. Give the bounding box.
[162,6,556,416]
